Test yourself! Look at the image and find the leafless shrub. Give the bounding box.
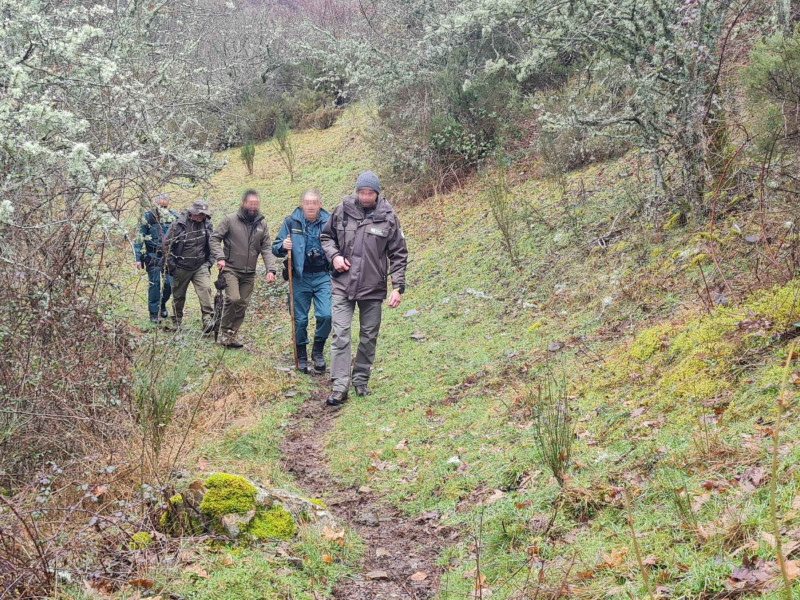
[528,370,576,487]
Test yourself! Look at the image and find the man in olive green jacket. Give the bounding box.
[210,189,276,348]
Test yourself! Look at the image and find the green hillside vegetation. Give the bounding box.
[104,106,800,598]
[10,2,800,599]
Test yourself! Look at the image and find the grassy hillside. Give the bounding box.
[112,105,800,599]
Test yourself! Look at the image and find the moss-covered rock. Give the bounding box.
[199,473,257,519]
[247,506,296,541]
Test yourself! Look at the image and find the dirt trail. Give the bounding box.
[280,387,451,600]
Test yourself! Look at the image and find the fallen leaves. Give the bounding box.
[726,554,800,594]
[600,547,629,569]
[736,466,766,491]
[409,571,428,582]
[183,564,209,579]
[322,526,346,547]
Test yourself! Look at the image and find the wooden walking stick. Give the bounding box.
[287,252,299,369]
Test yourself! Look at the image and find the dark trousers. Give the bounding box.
[147,265,173,315]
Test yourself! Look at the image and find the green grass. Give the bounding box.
[102,105,800,599]
[83,111,377,600]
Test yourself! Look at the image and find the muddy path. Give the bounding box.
[280,386,452,600]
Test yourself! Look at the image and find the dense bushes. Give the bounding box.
[234,76,342,146]
[743,26,800,147]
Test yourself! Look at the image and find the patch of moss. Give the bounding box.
[664,212,685,230]
[309,498,326,509]
[199,473,257,519]
[247,506,296,541]
[169,493,183,506]
[629,325,669,362]
[130,531,153,550]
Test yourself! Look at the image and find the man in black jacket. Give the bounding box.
[165,200,215,333]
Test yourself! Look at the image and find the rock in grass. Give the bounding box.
[221,510,257,539]
[199,473,257,519]
[160,472,337,542]
[355,511,379,527]
[367,570,390,580]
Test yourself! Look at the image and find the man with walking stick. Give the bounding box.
[320,172,408,406]
[272,190,332,373]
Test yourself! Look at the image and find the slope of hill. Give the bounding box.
[106,105,800,600]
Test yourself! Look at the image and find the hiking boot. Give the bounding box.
[326,391,348,406]
[149,312,160,324]
[354,384,371,397]
[160,306,169,319]
[219,331,243,349]
[311,340,326,372]
[297,344,309,374]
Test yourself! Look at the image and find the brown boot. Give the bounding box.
[219,331,243,349]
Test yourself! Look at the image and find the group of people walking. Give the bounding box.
[133,172,408,406]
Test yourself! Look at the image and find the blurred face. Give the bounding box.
[242,193,260,217]
[189,213,206,222]
[357,188,378,209]
[301,193,321,222]
[156,197,170,209]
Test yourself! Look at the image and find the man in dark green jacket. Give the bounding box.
[210,189,276,349]
[165,199,215,332]
[320,171,408,406]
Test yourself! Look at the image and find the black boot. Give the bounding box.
[160,306,168,319]
[326,390,348,406]
[149,312,160,323]
[312,340,326,372]
[297,344,309,374]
